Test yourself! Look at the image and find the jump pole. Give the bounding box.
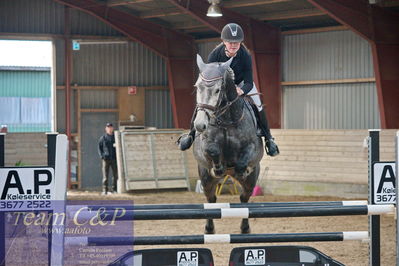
[65,231,369,246]
[78,204,395,221]
[70,200,368,211]
[62,130,398,266]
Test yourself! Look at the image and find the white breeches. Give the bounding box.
[238,81,263,111]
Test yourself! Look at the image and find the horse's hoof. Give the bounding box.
[215,169,224,176]
[205,227,215,234]
[210,168,224,178]
[241,227,251,234]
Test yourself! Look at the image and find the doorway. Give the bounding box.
[80,112,118,190]
[0,39,55,132]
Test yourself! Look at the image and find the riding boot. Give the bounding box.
[258,109,280,157]
[176,109,197,151]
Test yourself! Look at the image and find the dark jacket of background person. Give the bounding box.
[98,134,116,161]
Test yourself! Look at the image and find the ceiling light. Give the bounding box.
[207,0,222,17]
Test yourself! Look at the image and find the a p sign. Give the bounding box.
[372,162,396,204]
[0,167,55,202]
[177,251,198,266]
[244,249,266,265]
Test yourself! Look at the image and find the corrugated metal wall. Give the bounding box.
[0,0,123,36]
[145,89,173,128]
[0,0,64,34]
[284,83,380,129]
[55,39,65,85]
[80,90,117,109]
[56,89,77,133]
[72,42,167,86]
[70,9,122,36]
[56,40,171,132]
[282,30,379,129]
[283,30,374,81]
[197,41,220,62]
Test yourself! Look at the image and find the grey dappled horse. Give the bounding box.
[193,55,264,234]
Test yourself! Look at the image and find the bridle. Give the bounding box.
[196,73,244,128]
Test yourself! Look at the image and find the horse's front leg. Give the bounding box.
[198,166,219,234]
[205,143,224,177]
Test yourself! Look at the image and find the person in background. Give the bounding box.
[98,123,118,195]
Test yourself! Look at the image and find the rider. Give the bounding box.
[178,23,279,156]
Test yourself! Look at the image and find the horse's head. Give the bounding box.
[194,54,234,132]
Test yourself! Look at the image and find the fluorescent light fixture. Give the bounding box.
[207,0,222,17]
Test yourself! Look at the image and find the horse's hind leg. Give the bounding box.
[238,164,259,234]
[199,166,219,234]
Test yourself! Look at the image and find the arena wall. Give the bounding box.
[185,129,397,198]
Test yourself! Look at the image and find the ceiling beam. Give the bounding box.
[223,0,293,8]
[256,8,326,20]
[139,2,318,21]
[54,0,193,58]
[140,7,182,19]
[183,27,214,33]
[173,22,205,30]
[307,0,373,41]
[108,0,294,8]
[107,0,153,7]
[171,8,327,31]
[379,0,399,7]
[0,32,131,40]
[192,25,349,40]
[137,0,298,20]
[281,25,347,35]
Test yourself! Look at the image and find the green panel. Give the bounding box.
[6,124,51,133]
[0,70,51,97]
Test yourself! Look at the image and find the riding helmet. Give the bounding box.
[221,23,244,42]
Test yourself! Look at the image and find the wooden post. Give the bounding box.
[115,130,126,193]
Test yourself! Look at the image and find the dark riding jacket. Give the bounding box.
[207,44,254,95]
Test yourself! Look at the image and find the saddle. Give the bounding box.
[243,97,262,137]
